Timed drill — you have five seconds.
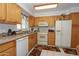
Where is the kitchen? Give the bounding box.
[0,3,79,56]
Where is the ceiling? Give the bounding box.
[18,3,79,17]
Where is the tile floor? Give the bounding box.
[29,45,77,56]
[29,45,60,56]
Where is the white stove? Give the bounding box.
[37,27,48,45]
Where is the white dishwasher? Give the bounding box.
[16,37,28,56]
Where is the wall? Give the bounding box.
[0,23,17,33]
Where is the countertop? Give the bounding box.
[0,32,37,45]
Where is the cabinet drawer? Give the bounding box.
[0,40,16,52]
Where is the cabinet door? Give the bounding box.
[48,32,55,45]
[6,3,21,24]
[0,46,16,56]
[28,33,37,51]
[48,16,58,26]
[28,34,33,51]
[29,16,35,27]
[70,13,79,25]
[32,33,37,46]
[0,40,16,53]
[35,17,38,26]
[0,4,6,21]
[15,4,21,24]
[35,16,59,26]
[34,17,38,26]
[71,26,79,48]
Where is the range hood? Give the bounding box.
[38,22,48,26]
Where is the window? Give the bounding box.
[17,14,29,30]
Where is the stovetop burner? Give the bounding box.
[63,48,77,55]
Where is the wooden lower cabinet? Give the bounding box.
[28,33,37,51]
[0,46,16,56]
[71,25,79,48]
[48,32,55,45]
[0,40,16,56]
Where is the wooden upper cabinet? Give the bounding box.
[70,13,79,25]
[0,4,6,21]
[29,16,35,27]
[35,16,59,26]
[48,16,59,26]
[6,3,21,24]
[14,4,21,24]
[65,15,70,20]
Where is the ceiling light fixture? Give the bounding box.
[34,3,57,10]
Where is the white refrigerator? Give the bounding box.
[55,20,72,48]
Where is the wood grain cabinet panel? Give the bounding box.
[35,16,59,26]
[70,13,79,25]
[0,3,21,24]
[0,40,16,52]
[28,33,37,51]
[0,46,16,56]
[48,16,55,26]
[0,40,16,56]
[6,3,21,24]
[48,32,55,45]
[71,26,79,48]
[0,4,6,22]
[29,16,35,27]
[70,13,79,48]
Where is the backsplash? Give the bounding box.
[29,27,37,31]
[0,24,17,33]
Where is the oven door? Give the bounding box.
[38,33,48,42]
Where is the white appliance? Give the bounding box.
[38,33,48,45]
[38,27,48,45]
[55,20,72,48]
[38,22,48,26]
[16,37,28,56]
